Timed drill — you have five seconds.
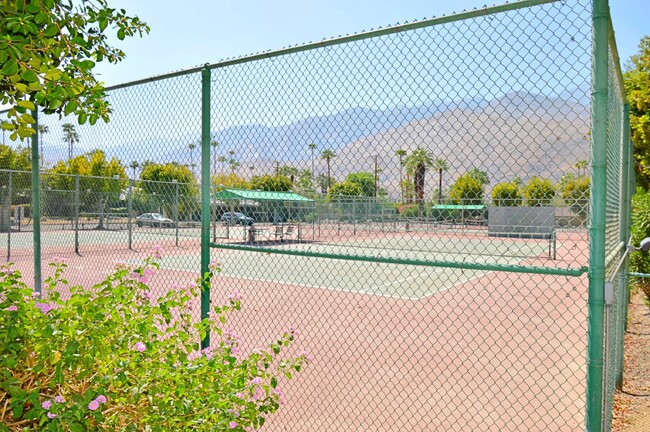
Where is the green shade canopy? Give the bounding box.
[431,205,486,210]
[213,188,314,203]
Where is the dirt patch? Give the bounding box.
[613,290,650,431]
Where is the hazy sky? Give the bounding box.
[93,0,649,87]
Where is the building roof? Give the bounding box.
[213,188,314,202]
[431,204,486,210]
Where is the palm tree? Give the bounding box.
[211,139,219,174]
[575,160,588,177]
[218,155,227,174]
[404,147,434,217]
[37,124,49,169]
[433,158,448,205]
[249,165,255,179]
[308,143,317,186]
[129,161,140,179]
[321,149,336,194]
[188,142,197,174]
[395,149,407,203]
[62,123,79,161]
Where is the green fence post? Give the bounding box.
[587,0,609,429]
[200,65,212,350]
[173,179,179,247]
[615,103,632,390]
[6,171,11,262]
[31,109,41,294]
[127,178,133,250]
[74,175,80,254]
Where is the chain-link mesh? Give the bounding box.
[0,0,636,430]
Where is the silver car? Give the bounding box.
[136,213,176,228]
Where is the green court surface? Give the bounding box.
[155,241,539,300]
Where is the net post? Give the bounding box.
[587,0,609,429]
[74,174,80,254]
[31,108,42,294]
[200,65,212,350]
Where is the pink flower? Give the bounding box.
[35,302,53,314]
[41,400,51,410]
[32,292,40,298]
[140,290,152,300]
[130,272,139,280]
[96,395,107,404]
[153,244,162,258]
[133,342,146,352]
[5,305,17,312]
[273,387,286,405]
[229,421,238,429]
[209,259,221,270]
[287,325,299,336]
[301,350,312,362]
[144,268,155,277]
[47,412,57,419]
[54,396,65,404]
[138,276,149,284]
[88,400,100,411]
[227,290,241,302]
[250,377,262,386]
[235,392,245,399]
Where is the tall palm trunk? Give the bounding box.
[415,163,425,217]
[438,168,443,205]
[326,159,331,194]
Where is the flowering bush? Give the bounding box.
[0,252,309,431]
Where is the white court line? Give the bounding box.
[362,267,447,293]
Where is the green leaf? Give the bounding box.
[78,111,87,125]
[64,100,77,116]
[1,59,18,76]
[43,25,58,37]
[21,69,38,82]
[70,423,84,432]
[117,28,125,40]
[99,17,108,32]
[44,68,62,81]
[17,100,35,110]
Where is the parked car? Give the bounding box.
[220,212,254,226]
[136,213,176,228]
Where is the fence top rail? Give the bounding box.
[104,0,561,91]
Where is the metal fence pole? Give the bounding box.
[173,180,179,247]
[4,172,11,262]
[212,184,217,242]
[74,175,80,254]
[587,0,609,428]
[200,65,212,349]
[31,109,41,294]
[127,178,133,250]
[615,103,632,390]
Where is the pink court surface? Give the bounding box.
[7,229,589,431]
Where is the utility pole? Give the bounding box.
[374,155,379,198]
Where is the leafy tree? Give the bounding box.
[0,1,149,140]
[401,178,414,204]
[522,177,556,207]
[467,167,490,186]
[278,165,299,184]
[62,123,79,160]
[250,174,292,192]
[491,181,523,207]
[345,172,375,197]
[327,181,363,201]
[321,149,336,194]
[140,162,198,219]
[449,173,484,205]
[404,147,434,217]
[188,142,197,174]
[48,150,127,227]
[433,158,448,205]
[395,149,407,203]
[0,144,30,171]
[561,176,590,217]
[625,36,650,188]
[297,169,313,191]
[211,173,249,190]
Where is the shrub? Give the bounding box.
[0,253,309,430]
[327,181,363,201]
[631,189,650,305]
[448,173,484,205]
[491,181,523,207]
[522,177,556,207]
[399,204,420,218]
[561,176,590,216]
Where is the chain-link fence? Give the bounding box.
[0,0,637,430]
